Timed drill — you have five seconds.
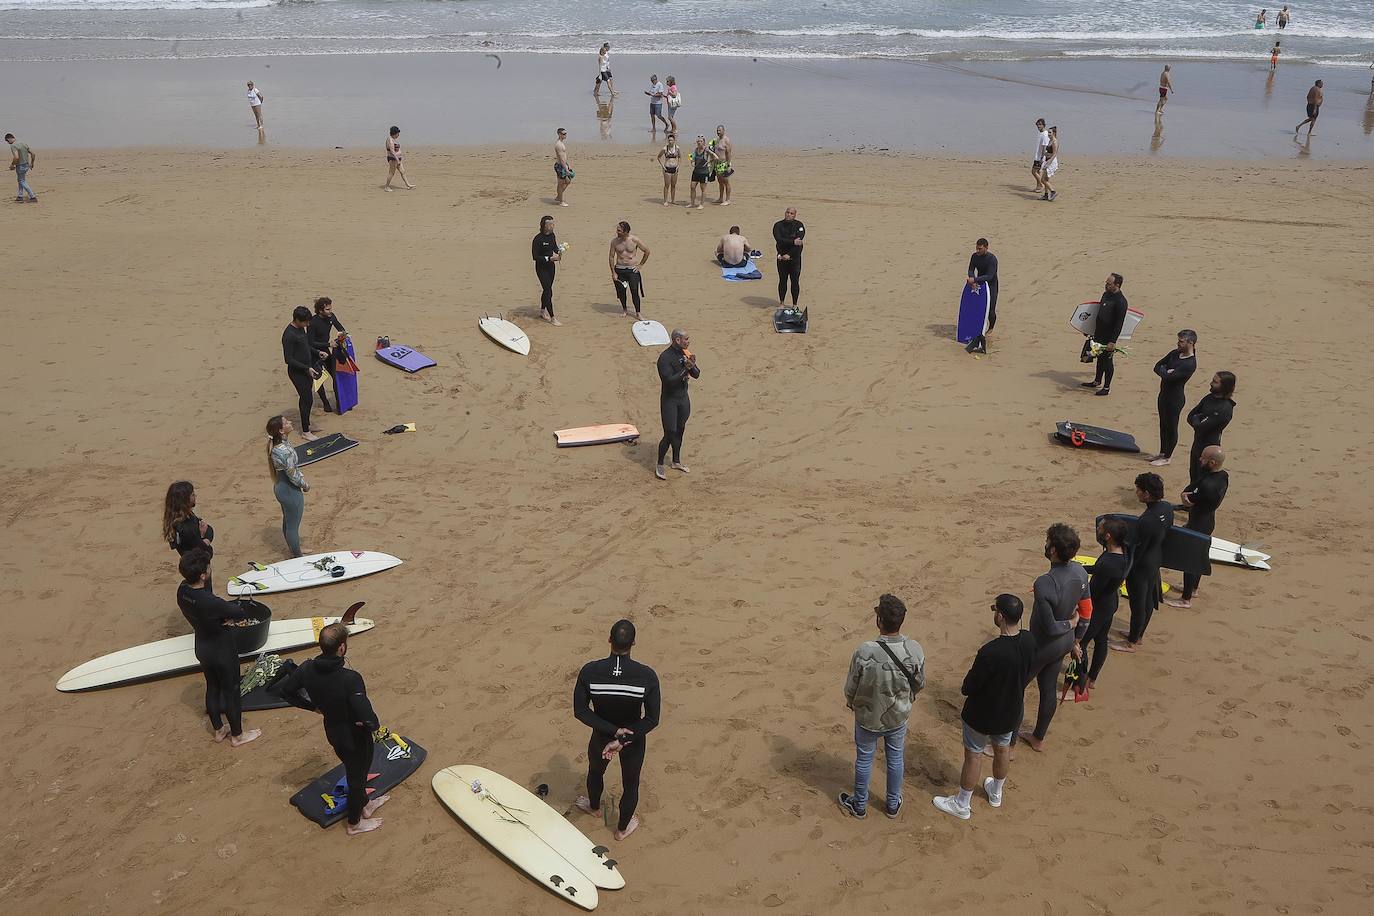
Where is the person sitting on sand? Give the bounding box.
[715,226,751,268]
[176,548,262,748]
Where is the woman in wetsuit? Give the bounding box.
[267,414,309,558]
[307,297,347,413]
[532,215,562,326]
[1149,329,1198,466]
[163,480,214,558]
[176,548,261,747]
[657,133,680,206]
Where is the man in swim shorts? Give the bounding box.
[655,328,699,480]
[553,127,573,207]
[1031,118,1048,193]
[1296,80,1324,134]
[712,124,734,206]
[715,226,751,268]
[609,220,651,318]
[1156,65,1174,115]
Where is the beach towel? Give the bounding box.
[722,259,763,281]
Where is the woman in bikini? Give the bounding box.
[384,126,415,191]
[656,133,681,206]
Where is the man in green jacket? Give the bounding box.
[839,593,926,820]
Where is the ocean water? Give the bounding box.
[1,0,1371,66]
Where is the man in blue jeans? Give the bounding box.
[839,593,925,819]
[6,133,37,203]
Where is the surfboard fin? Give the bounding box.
[340,601,366,626]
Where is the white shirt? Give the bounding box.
[247,87,263,107]
[1034,129,1049,161]
[599,51,611,74]
[649,80,666,102]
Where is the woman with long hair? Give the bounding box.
[267,415,308,557]
[163,480,214,557]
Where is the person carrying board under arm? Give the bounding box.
[964,238,999,354]
[1080,272,1127,397]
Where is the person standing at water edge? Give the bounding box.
[1187,371,1236,484]
[1114,473,1173,653]
[1080,273,1126,396]
[1156,65,1174,115]
[554,128,573,207]
[774,207,805,306]
[573,619,661,841]
[715,226,751,268]
[1270,41,1281,72]
[532,215,563,326]
[6,133,36,203]
[1166,446,1229,610]
[1256,9,1267,29]
[664,76,682,133]
[282,305,323,440]
[384,126,414,191]
[1031,118,1049,193]
[645,74,669,133]
[712,125,735,206]
[267,415,308,558]
[177,549,261,748]
[964,238,998,354]
[1017,524,1088,753]
[609,221,650,318]
[1296,80,1324,134]
[655,329,698,480]
[1148,329,1198,466]
[272,622,392,836]
[1278,6,1289,29]
[838,594,925,820]
[932,594,1035,821]
[593,43,616,97]
[246,80,264,129]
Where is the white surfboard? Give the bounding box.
[226,551,402,596]
[1069,301,1144,340]
[480,315,531,356]
[554,424,639,448]
[632,320,670,347]
[1209,536,1271,570]
[58,603,374,692]
[433,766,603,910]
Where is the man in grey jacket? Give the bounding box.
[839,593,926,820]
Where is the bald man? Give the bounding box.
[655,328,699,481]
[1166,445,1228,609]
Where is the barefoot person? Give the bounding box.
[964,238,999,354]
[1148,329,1198,466]
[554,127,573,207]
[609,220,650,318]
[645,74,669,133]
[712,125,734,206]
[6,133,37,203]
[384,126,414,191]
[655,328,699,481]
[1187,371,1237,484]
[1080,273,1126,396]
[774,207,806,306]
[1079,517,1129,690]
[715,225,751,268]
[176,548,261,748]
[1165,446,1229,610]
[308,297,346,414]
[932,594,1035,821]
[282,305,324,440]
[688,135,716,210]
[1114,472,1174,653]
[246,80,265,129]
[1296,80,1324,134]
[1156,65,1174,115]
[1017,524,1089,753]
[267,414,308,558]
[573,619,661,841]
[164,481,215,558]
[1270,40,1281,72]
[838,594,925,820]
[533,215,563,325]
[1031,118,1049,193]
[272,622,392,836]
[593,43,616,97]
[664,76,682,133]
[1040,126,1060,201]
[656,133,680,205]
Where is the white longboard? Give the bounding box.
[1210,536,1271,570]
[226,551,402,596]
[554,424,639,448]
[480,315,531,356]
[632,320,670,347]
[58,603,373,692]
[433,766,605,910]
[1069,301,1144,340]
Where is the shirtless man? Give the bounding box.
[1156,65,1174,115]
[715,226,751,268]
[609,221,651,319]
[553,128,573,207]
[1296,80,1324,134]
[712,124,734,206]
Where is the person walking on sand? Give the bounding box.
[1165,446,1229,610]
[1148,329,1198,466]
[573,619,661,842]
[593,43,616,98]
[1186,371,1236,484]
[1296,80,1324,134]
[176,548,262,748]
[384,126,414,191]
[246,80,265,129]
[1040,125,1060,201]
[963,238,999,354]
[6,133,37,203]
[1156,65,1174,115]
[655,328,698,480]
[609,220,650,319]
[664,76,682,133]
[645,74,669,134]
[1270,41,1281,72]
[656,132,680,206]
[271,622,393,836]
[267,414,309,557]
[712,124,735,206]
[838,594,926,820]
[688,135,717,210]
[932,594,1035,821]
[774,207,806,306]
[554,127,573,207]
[1113,473,1173,654]
[1031,118,1049,193]
[1080,273,1126,396]
[1016,524,1089,753]
[1079,518,1129,691]
[532,215,563,326]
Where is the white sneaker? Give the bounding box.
[932,795,971,820]
[983,778,1003,808]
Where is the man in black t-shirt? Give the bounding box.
[932,594,1036,821]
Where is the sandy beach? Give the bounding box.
[3,143,1372,913]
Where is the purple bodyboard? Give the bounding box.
[334,337,359,414]
[375,343,436,373]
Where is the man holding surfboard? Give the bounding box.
[1080,273,1127,397]
[176,548,262,748]
[1166,446,1229,610]
[655,328,698,481]
[1113,473,1174,654]
[964,239,999,354]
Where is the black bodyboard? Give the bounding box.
[774,307,808,334]
[289,735,427,827]
[1097,512,1212,576]
[295,432,359,467]
[1055,421,1140,454]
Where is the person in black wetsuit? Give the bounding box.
[1148,329,1198,466]
[271,622,391,836]
[1187,370,1236,484]
[176,548,261,747]
[533,215,563,326]
[573,619,661,841]
[1079,517,1129,688]
[655,328,700,481]
[964,238,999,354]
[282,305,324,441]
[307,297,346,414]
[163,480,214,558]
[1166,446,1229,610]
[1080,273,1126,396]
[773,207,805,306]
[1018,523,1089,753]
[1114,472,1174,653]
